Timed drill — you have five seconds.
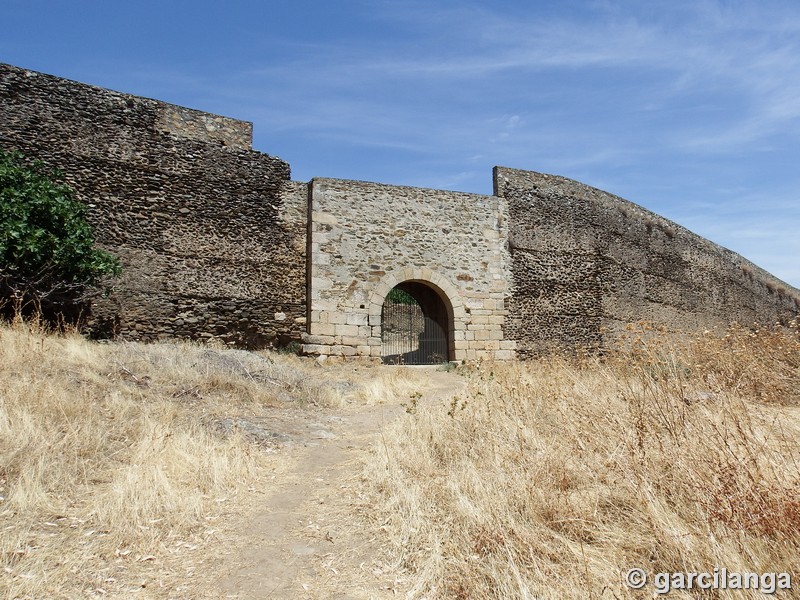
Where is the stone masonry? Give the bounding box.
[305,178,515,361]
[1,63,798,360]
[0,63,306,347]
[496,168,800,357]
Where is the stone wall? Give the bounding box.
[2,62,797,358]
[496,167,800,357]
[0,63,306,347]
[304,178,516,361]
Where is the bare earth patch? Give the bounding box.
[210,369,465,599]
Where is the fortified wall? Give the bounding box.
[497,169,800,357]
[0,63,306,347]
[1,63,798,361]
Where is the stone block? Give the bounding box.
[309,322,336,336]
[465,297,487,309]
[302,334,334,345]
[311,277,333,290]
[332,345,358,357]
[313,299,339,312]
[346,313,369,326]
[327,312,347,324]
[302,344,331,355]
[484,298,502,310]
[335,323,359,337]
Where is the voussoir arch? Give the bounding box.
[367,269,466,329]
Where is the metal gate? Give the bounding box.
[381,289,449,365]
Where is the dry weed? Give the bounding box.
[0,318,411,599]
[0,320,284,598]
[362,323,800,598]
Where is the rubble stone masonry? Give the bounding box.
[496,167,800,357]
[0,63,306,347]
[1,63,798,357]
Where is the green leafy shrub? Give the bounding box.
[0,149,120,321]
[386,287,418,305]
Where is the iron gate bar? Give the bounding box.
[381,295,448,365]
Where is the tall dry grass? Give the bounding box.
[0,320,279,598]
[0,319,418,598]
[362,322,800,598]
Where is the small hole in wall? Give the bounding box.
[360,304,365,309]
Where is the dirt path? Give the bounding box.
[212,368,465,599]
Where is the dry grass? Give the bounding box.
[6,314,799,598]
[361,322,800,598]
[0,319,416,599]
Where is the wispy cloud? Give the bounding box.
[24,0,796,284]
[216,0,800,167]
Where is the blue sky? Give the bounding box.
[3,0,799,287]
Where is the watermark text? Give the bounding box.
[625,567,792,595]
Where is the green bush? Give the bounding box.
[0,149,120,319]
[386,287,418,305]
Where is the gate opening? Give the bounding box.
[381,281,452,365]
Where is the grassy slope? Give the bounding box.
[362,323,800,599]
[3,319,799,599]
[0,320,415,599]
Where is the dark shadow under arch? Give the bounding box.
[381,280,453,364]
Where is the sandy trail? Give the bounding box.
[212,368,464,599]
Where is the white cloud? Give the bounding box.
[105,0,800,285]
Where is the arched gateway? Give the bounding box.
[381,281,453,364]
[301,179,516,362]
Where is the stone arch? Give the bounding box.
[368,269,466,362]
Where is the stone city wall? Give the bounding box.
[496,167,800,357]
[0,63,306,347]
[2,63,798,358]
[304,178,516,361]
